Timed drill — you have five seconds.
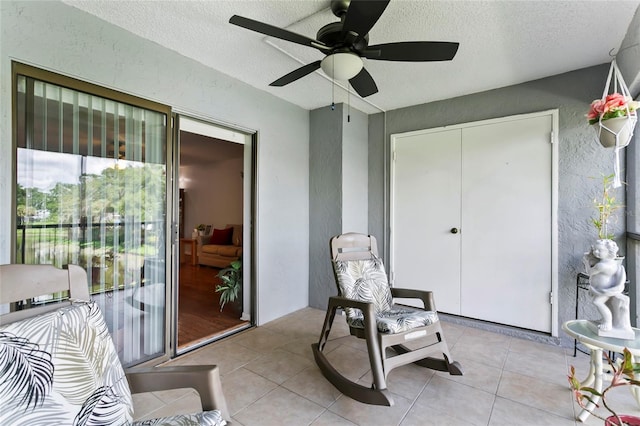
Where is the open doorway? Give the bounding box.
[176,116,254,353]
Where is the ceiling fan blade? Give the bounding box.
[230,15,329,51]
[364,41,459,61]
[270,61,322,87]
[341,0,390,42]
[349,68,378,98]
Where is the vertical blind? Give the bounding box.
[16,74,168,365]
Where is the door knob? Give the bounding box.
[450,228,459,234]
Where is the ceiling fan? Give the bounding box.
[229,0,459,98]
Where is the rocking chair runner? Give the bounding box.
[311,233,462,406]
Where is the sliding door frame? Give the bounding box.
[171,111,257,356]
[11,62,174,366]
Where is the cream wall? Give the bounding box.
[179,135,245,235]
[182,157,244,236]
[0,0,310,325]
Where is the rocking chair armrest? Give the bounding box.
[390,287,436,311]
[126,365,229,418]
[327,295,376,316]
[327,295,380,353]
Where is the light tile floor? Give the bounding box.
[132,308,639,425]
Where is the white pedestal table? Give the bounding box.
[562,319,640,422]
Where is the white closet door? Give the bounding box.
[391,129,462,314]
[461,115,552,332]
[391,112,555,333]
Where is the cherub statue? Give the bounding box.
[583,239,633,339]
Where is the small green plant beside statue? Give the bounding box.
[590,173,623,240]
[215,260,242,312]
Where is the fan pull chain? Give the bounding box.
[347,85,351,123]
[331,59,336,110]
[331,77,335,110]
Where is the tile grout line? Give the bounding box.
[395,370,436,426]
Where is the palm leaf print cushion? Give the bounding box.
[0,301,134,425]
[333,257,439,334]
[132,410,226,425]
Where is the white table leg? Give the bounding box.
[578,348,603,422]
[580,350,597,388]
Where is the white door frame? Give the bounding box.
[172,112,257,354]
[390,109,559,336]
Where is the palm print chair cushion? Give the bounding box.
[133,411,226,425]
[0,300,226,426]
[333,256,439,333]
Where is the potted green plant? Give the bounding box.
[569,348,640,425]
[584,173,625,272]
[215,260,242,312]
[585,173,623,253]
[590,173,624,241]
[196,224,206,236]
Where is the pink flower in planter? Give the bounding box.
[587,93,639,124]
[587,99,605,121]
[603,93,626,113]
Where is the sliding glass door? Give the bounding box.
[13,63,171,366]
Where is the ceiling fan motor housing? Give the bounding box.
[317,22,369,53]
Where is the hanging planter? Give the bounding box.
[592,116,635,148]
[586,60,638,187]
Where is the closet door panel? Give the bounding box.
[460,115,552,332]
[391,129,462,314]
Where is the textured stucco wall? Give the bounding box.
[368,113,386,258]
[309,105,343,309]
[0,0,310,325]
[369,64,630,346]
[309,103,369,309]
[341,105,368,234]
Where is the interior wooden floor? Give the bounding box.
[178,258,248,350]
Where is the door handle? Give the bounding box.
[450,228,459,234]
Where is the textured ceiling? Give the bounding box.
[63,0,640,114]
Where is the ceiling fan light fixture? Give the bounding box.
[321,53,363,81]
